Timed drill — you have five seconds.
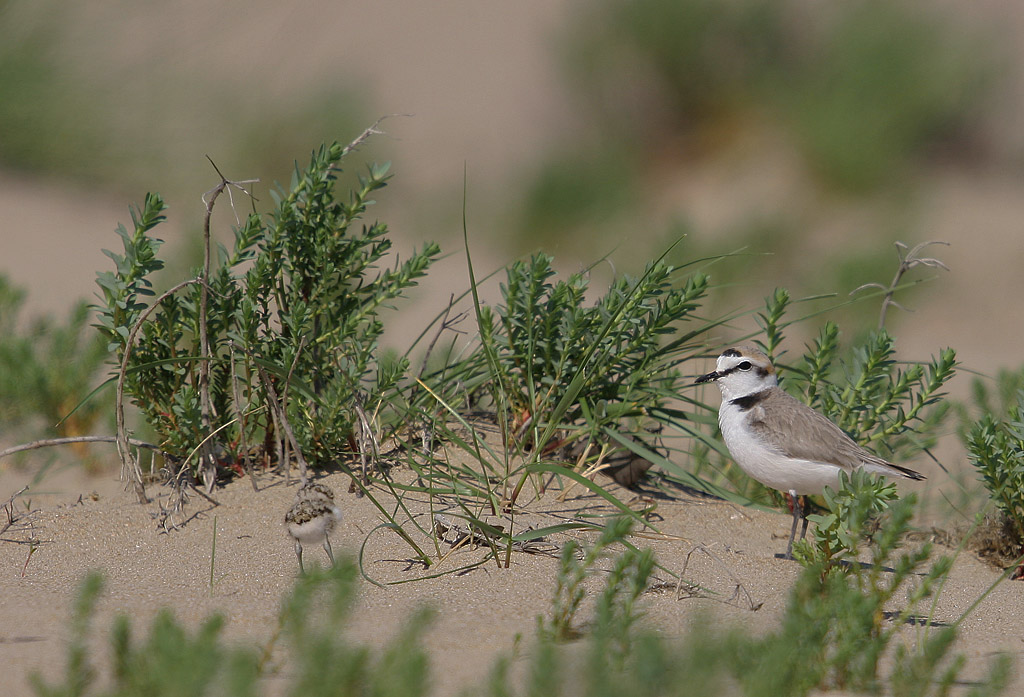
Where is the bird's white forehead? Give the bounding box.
[716,344,774,374]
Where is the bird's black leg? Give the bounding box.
[295,540,305,573]
[784,491,802,560]
[799,495,810,542]
[323,537,336,566]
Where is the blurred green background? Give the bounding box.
[2,0,1023,455]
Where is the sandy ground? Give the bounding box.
[1,454,1021,696]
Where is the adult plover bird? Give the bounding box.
[285,480,342,572]
[695,344,924,559]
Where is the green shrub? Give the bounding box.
[282,563,432,697]
[474,252,709,453]
[775,0,992,191]
[541,516,653,648]
[965,393,1024,555]
[0,3,369,196]
[0,276,109,462]
[509,497,1010,697]
[31,563,430,697]
[93,141,441,479]
[564,0,787,134]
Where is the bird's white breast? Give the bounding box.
[719,399,843,495]
[286,503,342,544]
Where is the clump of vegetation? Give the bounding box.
[738,551,1003,697]
[0,276,109,468]
[792,469,901,568]
[0,2,370,197]
[281,563,432,697]
[963,390,1024,572]
[30,563,431,697]
[93,137,440,494]
[510,0,995,289]
[773,0,991,192]
[965,513,1024,573]
[564,0,787,136]
[787,471,955,694]
[469,252,709,456]
[352,250,718,576]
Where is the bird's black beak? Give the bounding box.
[694,371,720,385]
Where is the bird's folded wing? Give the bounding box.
[746,393,887,470]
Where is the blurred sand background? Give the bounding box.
[3,2,1024,373]
[2,1,1024,694]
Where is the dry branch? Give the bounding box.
[197,161,259,493]
[232,341,310,482]
[229,349,258,492]
[0,436,168,462]
[852,240,950,330]
[335,114,405,163]
[354,396,381,489]
[115,277,203,503]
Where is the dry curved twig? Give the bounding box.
[115,277,203,503]
[0,436,168,462]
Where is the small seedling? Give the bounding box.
[21,538,38,578]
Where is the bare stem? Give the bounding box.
[116,277,203,503]
[232,342,310,481]
[354,396,381,489]
[0,436,168,462]
[851,241,950,331]
[416,294,467,380]
[198,181,216,491]
[335,115,406,163]
[198,159,259,493]
[230,350,258,492]
[0,485,29,537]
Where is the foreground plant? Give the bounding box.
[35,532,1011,697]
[502,493,1010,697]
[751,469,1008,696]
[541,516,654,647]
[792,469,899,569]
[791,471,952,686]
[376,247,724,563]
[734,557,1006,697]
[282,563,432,697]
[31,563,430,697]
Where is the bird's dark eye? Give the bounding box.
[738,361,752,371]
